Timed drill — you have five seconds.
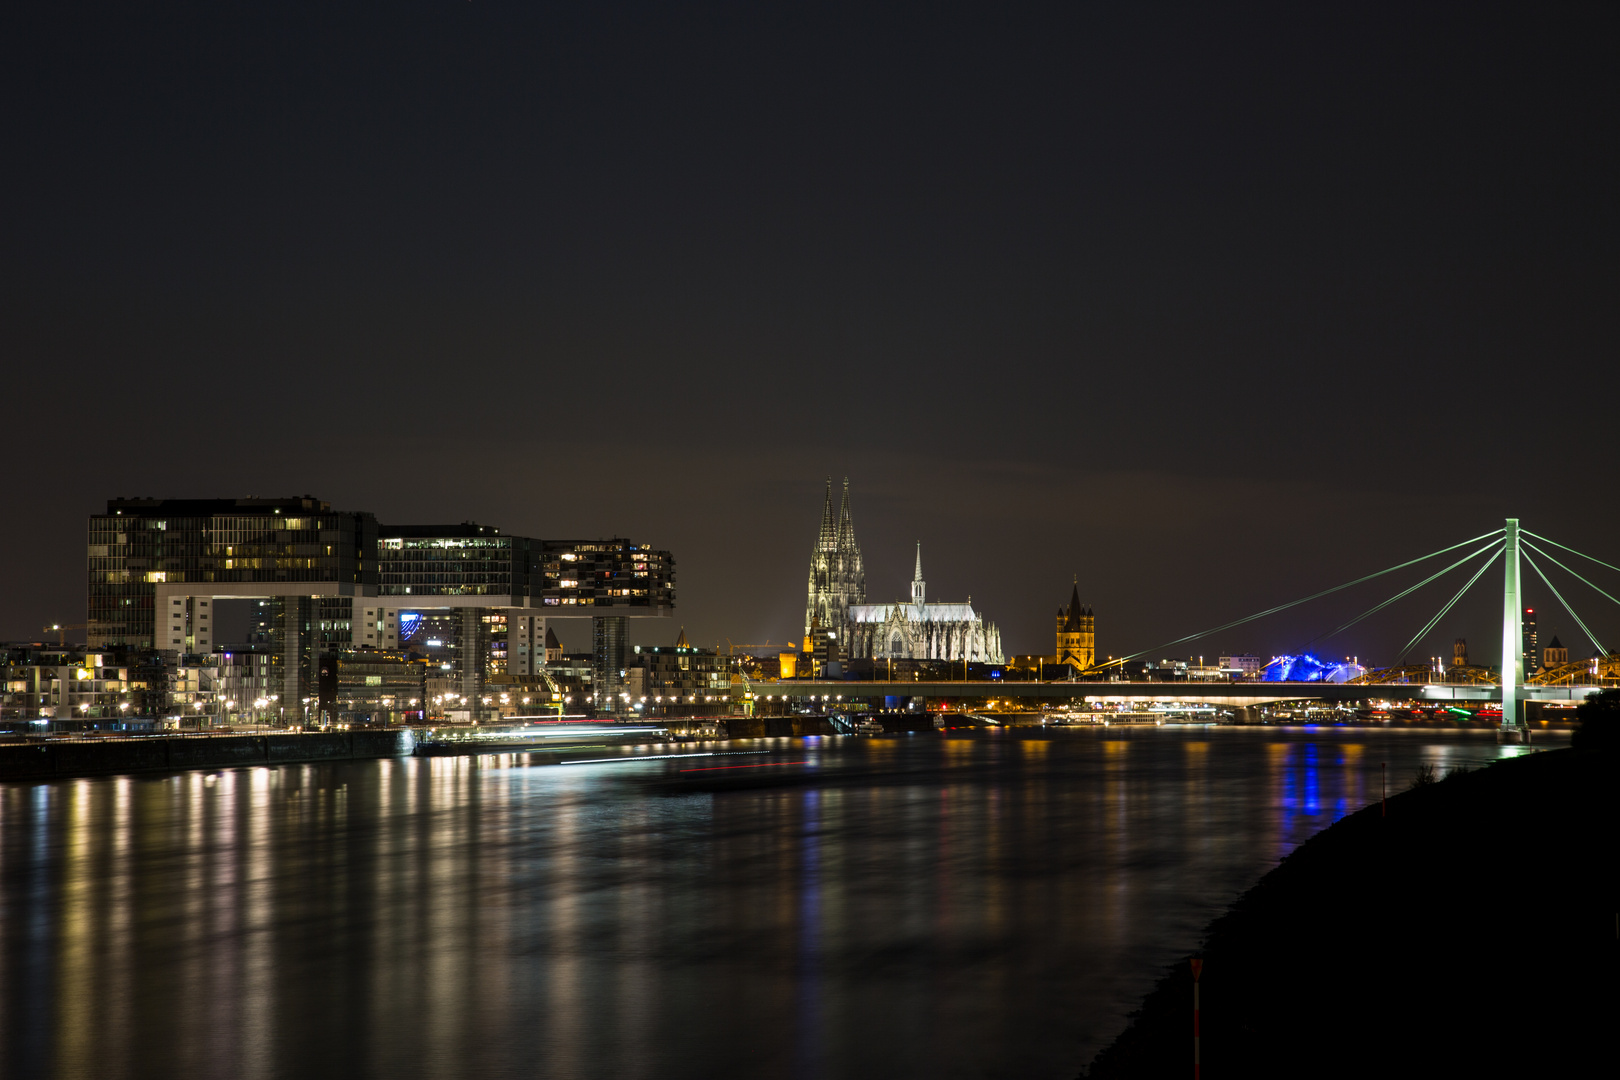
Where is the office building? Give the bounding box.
[87,499,676,720]
[538,538,675,712]
[87,496,378,708]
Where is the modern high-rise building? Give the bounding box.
[536,538,676,710]
[1522,608,1537,678]
[88,496,377,652]
[88,498,676,720]
[87,497,378,708]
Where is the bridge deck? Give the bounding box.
[749,680,1598,704]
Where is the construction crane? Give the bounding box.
[43,623,88,646]
[723,638,785,657]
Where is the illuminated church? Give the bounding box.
[1008,583,1097,675]
[804,479,1003,664]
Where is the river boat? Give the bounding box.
[856,719,884,734]
[1102,713,1162,726]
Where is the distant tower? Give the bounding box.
[1543,634,1568,670]
[1055,580,1095,671]
[1522,608,1538,678]
[804,478,867,646]
[910,543,926,608]
[1453,638,1468,669]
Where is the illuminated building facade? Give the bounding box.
[844,545,1005,664]
[86,497,377,708]
[88,496,376,652]
[802,481,1002,664]
[804,478,867,644]
[538,538,675,711]
[626,629,735,715]
[1054,583,1095,670]
[1522,608,1538,677]
[1007,584,1095,676]
[87,499,676,720]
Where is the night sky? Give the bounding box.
[5,2,1618,663]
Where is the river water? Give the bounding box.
[0,726,1555,1079]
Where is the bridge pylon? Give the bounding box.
[1500,518,1526,743]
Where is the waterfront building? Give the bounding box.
[802,482,1003,664]
[375,521,541,713]
[1054,583,1095,670]
[317,649,429,726]
[626,628,736,715]
[1219,654,1263,679]
[844,545,1004,663]
[87,499,676,720]
[212,649,275,722]
[1007,584,1095,676]
[1,649,167,731]
[537,538,675,711]
[804,478,867,644]
[87,496,378,708]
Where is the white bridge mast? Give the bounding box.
[1500,518,1523,738]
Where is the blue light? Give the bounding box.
[1263,653,1336,682]
[399,612,423,641]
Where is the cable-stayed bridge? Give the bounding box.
[762,519,1620,740]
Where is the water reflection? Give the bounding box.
[0,727,1558,1080]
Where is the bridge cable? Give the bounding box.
[1520,548,1607,657]
[1302,538,1505,648]
[1521,531,1620,578]
[1520,539,1620,612]
[1092,528,1505,668]
[1396,544,1503,662]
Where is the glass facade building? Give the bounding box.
[88,497,377,649]
[84,500,677,721]
[378,523,537,601]
[539,540,675,611]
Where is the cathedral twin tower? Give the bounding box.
[805,478,1004,665]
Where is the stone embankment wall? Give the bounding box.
[0,730,416,781]
[722,717,837,738]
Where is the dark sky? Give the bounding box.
[4,2,1618,663]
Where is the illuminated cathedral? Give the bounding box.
[804,479,1003,664]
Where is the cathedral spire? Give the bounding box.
[818,476,834,551]
[837,477,853,549]
[911,542,925,608]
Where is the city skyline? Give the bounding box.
[3,3,1617,662]
[1,8,1612,1078]
[11,484,1617,671]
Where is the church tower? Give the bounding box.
[1055,581,1095,671]
[910,543,925,608]
[805,478,866,644]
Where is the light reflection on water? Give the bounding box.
[0,727,1560,1080]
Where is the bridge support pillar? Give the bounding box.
[1500,518,1524,738]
